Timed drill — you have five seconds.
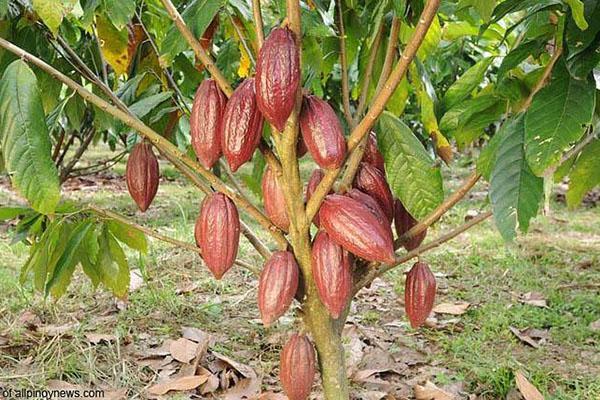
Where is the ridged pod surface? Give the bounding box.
[319,194,395,264]
[362,131,385,173]
[221,79,264,172]
[311,231,352,318]
[126,142,159,212]
[258,251,299,326]
[190,79,227,169]
[405,261,436,328]
[262,166,290,231]
[194,193,240,279]
[354,162,394,222]
[394,199,427,251]
[346,189,388,226]
[280,334,316,400]
[255,27,300,132]
[305,169,329,227]
[299,95,346,169]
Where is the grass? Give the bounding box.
[0,150,599,399]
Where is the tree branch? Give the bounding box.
[337,0,353,127]
[305,0,442,223]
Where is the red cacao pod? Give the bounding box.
[311,231,352,319]
[362,131,385,173]
[300,95,346,169]
[255,27,300,132]
[222,79,264,172]
[258,251,299,326]
[190,79,227,169]
[346,189,388,225]
[305,169,330,227]
[405,261,436,328]
[354,162,394,222]
[280,333,316,400]
[126,142,159,212]
[320,194,395,264]
[262,166,290,231]
[394,199,427,251]
[194,193,240,279]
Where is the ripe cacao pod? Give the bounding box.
[319,194,395,264]
[394,199,427,251]
[299,95,346,169]
[262,166,290,231]
[194,193,240,280]
[280,333,316,400]
[190,79,227,169]
[362,131,385,173]
[222,79,264,172]
[305,169,330,227]
[258,251,299,326]
[405,261,436,328]
[346,189,388,225]
[255,27,300,132]
[311,231,352,319]
[126,142,159,212]
[354,162,394,222]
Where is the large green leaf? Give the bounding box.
[490,115,543,241]
[102,0,135,29]
[128,92,173,120]
[564,0,589,30]
[566,138,600,208]
[107,219,148,254]
[566,0,600,58]
[443,57,493,109]
[497,40,544,80]
[524,60,596,176]
[378,112,444,220]
[0,61,60,214]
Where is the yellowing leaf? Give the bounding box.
[96,15,130,77]
[237,43,251,78]
[33,0,64,35]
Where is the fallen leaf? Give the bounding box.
[147,375,209,395]
[589,319,600,332]
[138,339,175,358]
[18,310,41,329]
[182,326,210,344]
[176,282,199,294]
[414,380,454,400]
[519,292,548,308]
[212,351,256,379]
[38,322,79,337]
[170,338,199,363]
[432,302,470,315]
[221,377,261,399]
[358,391,388,400]
[510,327,545,348]
[200,373,220,394]
[515,370,545,400]
[104,388,128,400]
[257,392,287,400]
[86,333,117,344]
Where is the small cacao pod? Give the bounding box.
[262,166,290,231]
[194,193,240,279]
[222,79,264,172]
[311,231,352,319]
[405,261,436,328]
[300,95,346,169]
[258,251,299,326]
[190,79,227,169]
[297,134,308,158]
[126,142,159,212]
[320,194,395,264]
[255,27,300,132]
[280,333,316,400]
[354,162,394,222]
[346,189,388,225]
[305,169,330,227]
[362,131,385,173]
[394,199,427,251]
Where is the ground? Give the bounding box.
[0,148,599,399]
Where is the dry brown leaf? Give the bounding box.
[200,373,220,394]
[147,375,209,395]
[212,351,256,378]
[220,377,261,399]
[182,326,210,344]
[104,388,128,400]
[519,292,548,308]
[257,392,288,400]
[86,333,117,344]
[509,327,542,348]
[138,339,174,358]
[18,310,41,329]
[414,381,454,400]
[515,370,545,400]
[432,302,470,315]
[170,338,199,363]
[38,322,79,337]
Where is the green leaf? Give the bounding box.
[490,114,543,241]
[102,0,135,29]
[0,61,60,214]
[459,0,497,22]
[566,0,600,58]
[497,40,543,80]
[79,225,102,287]
[32,0,64,35]
[386,77,410,116]
[477,124,510,180]
[107,219,148,254]
[0,206,31,221]
[128,92,173,119]
[105,229,130,298]
[564,0,588,30]
[160,0,225,65]
[0,0,8,18]
[440,93,500,132]
[443,57,493,109]
[524,60,596,176]
[45,220,93,298]
[566,138,600,207]
[378,112,444,220]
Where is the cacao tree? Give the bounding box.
[1,0,599,398]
